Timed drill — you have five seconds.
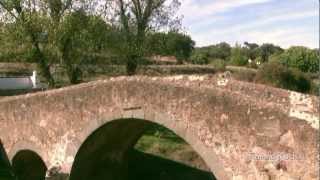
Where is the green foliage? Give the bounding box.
[230,44,248,66]
[209,59,226,71]
[189,52,209,65]
[194,42,231,61]
[259,43,283,62]
[57,10,90,84]
[86,16,114,53]
[145,31,195,64]
[115,0,182,75]
[244,41,260,60]
[145,32,168,56]
[278,46,319,73]
[256,61,312,93]
[165,32,195,64]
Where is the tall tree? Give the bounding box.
[244,41,259,60]
[165,31,194,64]
[0,0,104,85]
[0,0,82,86]
[259,43,283,62]
[110,0,181,74]
[0,0,56,87]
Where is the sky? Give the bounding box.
[178,0,319,48]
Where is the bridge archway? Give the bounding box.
[12,150,47,180]
[69,118,220,180]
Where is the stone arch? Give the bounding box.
[70,118,227,180]
[11,150,47,180]
[0,76,318,179]
[9,140,47,165]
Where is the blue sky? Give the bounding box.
[178,0,319,48]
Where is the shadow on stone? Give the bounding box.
[69,119,216,180]
[128,149,216,180]
[0,140,15,180]
[12,150,47,180]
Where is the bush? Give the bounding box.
[278,46,319,73]
[232,69,257,82]
[190,52,209,65]
[230,45,248,66]
[126,57,138,75]
[209,59,226,71]
[247,61,258,69]
[256,61,312,93]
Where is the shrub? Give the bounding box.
[190,52,209,65]
[230,45,248,66]
[278,46,319,73]
[209,59,226,71]
[232,70,257,82]
[256,61,312,93]
[247,61,258,69]
[126,57,138,75]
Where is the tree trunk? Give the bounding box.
[33,42,55,88]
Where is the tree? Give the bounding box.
[279,46,319,73]
[165,31,194,63]
[230,44,248,66]
[244,41,260,60]
[259,43,283,62]
[0,0,58,87]
[57,10,90,84]
[145,32,168,56]
[0,22,32,62]
[145,31,194,63]
[111,0,181,75]
[0,0,111,85]
[213,42,232,60]
[0,0,81,87]
[256,61,312,93]
[190,51,209,65]
[194,42,231,61]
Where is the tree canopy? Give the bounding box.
[0,0,187,84]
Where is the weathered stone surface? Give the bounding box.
[279,131,295,149]
[0,75,318,180]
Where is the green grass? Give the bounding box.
[134,124,210,172]
[135,123,187,159]
[135,135,185,156]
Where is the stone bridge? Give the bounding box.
[0,75,318,180]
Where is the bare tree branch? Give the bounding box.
[0,1,19,19]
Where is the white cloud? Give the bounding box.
[198,9,317,35]
[179,0,273,23]
[192,25,318,48]
[180,0,319,48]
[241,27,318,48]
